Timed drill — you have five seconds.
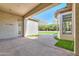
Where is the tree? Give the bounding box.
[38,24,59,31]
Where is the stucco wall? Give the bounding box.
[75,3,79,55]
[57,11,74,40]
[0,11,23,39]
[24,19,38,37]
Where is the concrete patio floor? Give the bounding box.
[0,35,74,56]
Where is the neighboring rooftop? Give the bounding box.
[55,3,72,17]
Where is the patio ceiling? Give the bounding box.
[0,3,39,16]
[0,3,59,17]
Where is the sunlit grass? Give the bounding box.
[39,31,58,35]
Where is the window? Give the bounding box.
[62,13,72,34]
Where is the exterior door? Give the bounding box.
[18,19,24,37]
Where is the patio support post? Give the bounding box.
[74,3,79,56]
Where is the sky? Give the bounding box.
[32,3,67,24]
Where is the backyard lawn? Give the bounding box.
[39,31,58,35]
[55,37,74,51]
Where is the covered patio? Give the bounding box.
[0,35,74,56]
[0,3,79,56]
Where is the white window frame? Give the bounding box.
[61,11,72,34]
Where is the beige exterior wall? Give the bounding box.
[0,11,23,39]
[57,11,74,41]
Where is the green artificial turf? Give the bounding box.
[55,37,74,51]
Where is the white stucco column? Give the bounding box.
[24,18,27,37]
[57,14,61,39]
[24,18,38,37]
[72,3,76,55]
